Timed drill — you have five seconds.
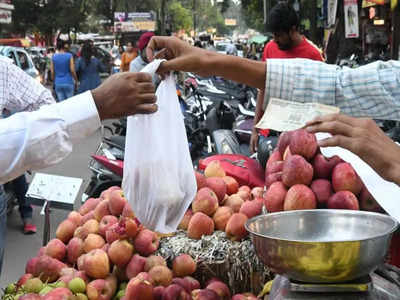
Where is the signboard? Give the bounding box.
[327,0,338,27]
[114,11,156,32]
[362,0,386,7]
[0,8,11,24]
[344,0,359,38]
[224,18,237,26]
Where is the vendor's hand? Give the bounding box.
[306,113,400,185]
[91,72,157,120]
[146,36,213,77]
[250,130,259,154]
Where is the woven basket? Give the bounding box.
[156,230,272,295]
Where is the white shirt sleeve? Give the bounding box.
[0,91,101,184]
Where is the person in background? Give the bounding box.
[129,32,159,85]
[8,174,35,234]
[76,41,105,94]
[250,2,324,154]
[1,109,38,235]
[194,40,203,48]
[206,40,216,51]
[118,45,124,57]
[120,42,137,72]
[243,43,249,58]
[226,41,237,56]
[45,48,55,85]
[51,39,78,101]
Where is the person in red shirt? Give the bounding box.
[250,2,324,154]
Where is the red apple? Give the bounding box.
[192,187,219,216]
[133,229,159,256]
[126,254,147,279]
[195,171,207,191]
[225,194,244,213]
[327,191,359,210]
[83,233,105,253]
[206,177,227,204]
[282,155,314,187]
[284,184,317,211]
[332,162,362,195]
[79,198,101,216]
[56,219,77,244]
[122,203,135,219]
[289,129,318,160]
[206,281,231,300]
[45,239,66,261]
[310,179,333,205]
[82,249,110,279]
[99,215,118,238]
[148,265,173,287]
[94,200,111,222]
[222,176,239,195]
[108,239,134,267]
[172,254,197,277]
[108,189,127,216]
[125,277,154,300]
[312,154,342,179]
[42,288,72,300]
[67,237,84,264]
[250,187,263,199]
[265,172,283,188]
[277,131,293,155]
[68,211,83,226]
[264,181,287,213]
[187,212,214,239]
[204,161,226,178]
[178,209,193,230]
[266,150,283,170]
[225,213,248,241]
[144,255,167,272]
[239,200,263,218]
[213,206,233,231]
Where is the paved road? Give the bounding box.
[0,120,112,286]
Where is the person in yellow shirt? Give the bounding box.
[120,42,137,72]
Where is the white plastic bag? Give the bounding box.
[122,60,197,233]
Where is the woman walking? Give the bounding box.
[120,42,137,72]
[51,40,78,101]
[76,41,105,94]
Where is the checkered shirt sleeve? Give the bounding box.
[264,59,400,120]
[0,56,55,112]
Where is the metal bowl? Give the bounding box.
[245,210,398,283]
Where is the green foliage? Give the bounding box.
[168,1,193,32]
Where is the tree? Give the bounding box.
[241,0,270,32]
[168,1,193,32]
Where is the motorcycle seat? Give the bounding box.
[105,135,126,150]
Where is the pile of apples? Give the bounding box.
[264,129,382,213]
[179,161,265,242]
[5,186,260,300]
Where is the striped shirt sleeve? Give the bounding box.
[264,59,400,121]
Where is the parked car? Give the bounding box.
[215,42,229,55]
[69,44,112,75]
[0,46,40,82]
[27,47,47,75]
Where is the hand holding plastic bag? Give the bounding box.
[122,60,196,233]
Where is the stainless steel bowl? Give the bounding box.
[245,210,398,283]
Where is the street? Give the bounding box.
[0,121,109,285]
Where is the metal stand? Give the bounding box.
[26,173,83,246]
[41,200,51,246]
